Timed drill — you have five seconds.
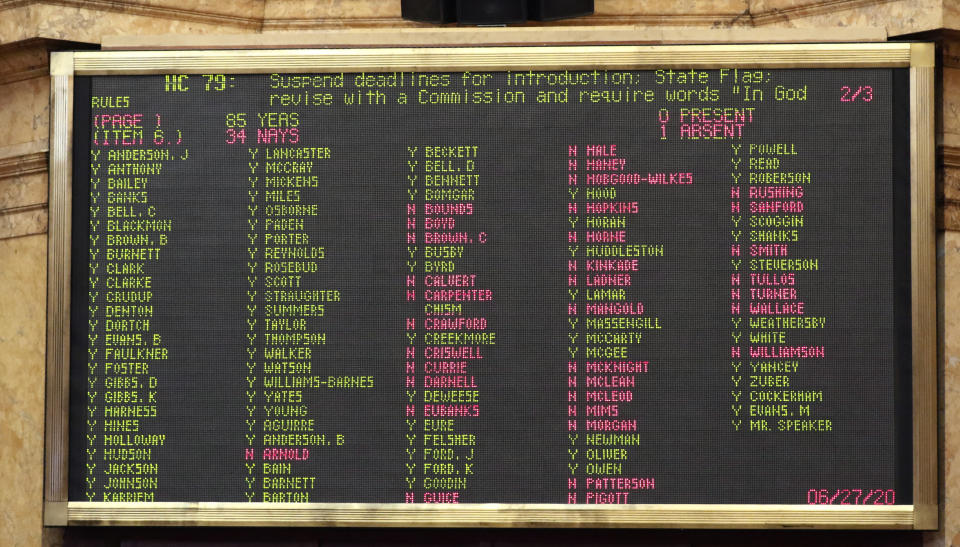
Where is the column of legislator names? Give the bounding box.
[88,106,176,501]
[246,142,341,502]
[566,143,665,503]
[742,143,830,433]
[405,144,488,502]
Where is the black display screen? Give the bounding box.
[68,67,912,506]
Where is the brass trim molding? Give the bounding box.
[61,502,916,529]
[102,27,887,51]
[44,501,67,527]
[45,43,937,530]
[910,61,938,530]
[73,43,912,75]
[44,50,73,507]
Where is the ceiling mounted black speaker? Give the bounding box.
[528,0,593,21]
[457,0,527,25]
[401,0,457,23]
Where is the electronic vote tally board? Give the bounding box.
[43,43,937,528]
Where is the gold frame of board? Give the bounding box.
[45,42,936,529]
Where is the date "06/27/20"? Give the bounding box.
[807,488,895,505]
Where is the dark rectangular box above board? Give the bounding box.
[401,0,593,24]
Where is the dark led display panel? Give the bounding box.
[67,67,913,507]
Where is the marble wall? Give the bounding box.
[0,1,957,546]
[0,0,953,40]
[944,231,960,547]
[943,39,960,230]
[0,234,49,547]
[0,37,54,547]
